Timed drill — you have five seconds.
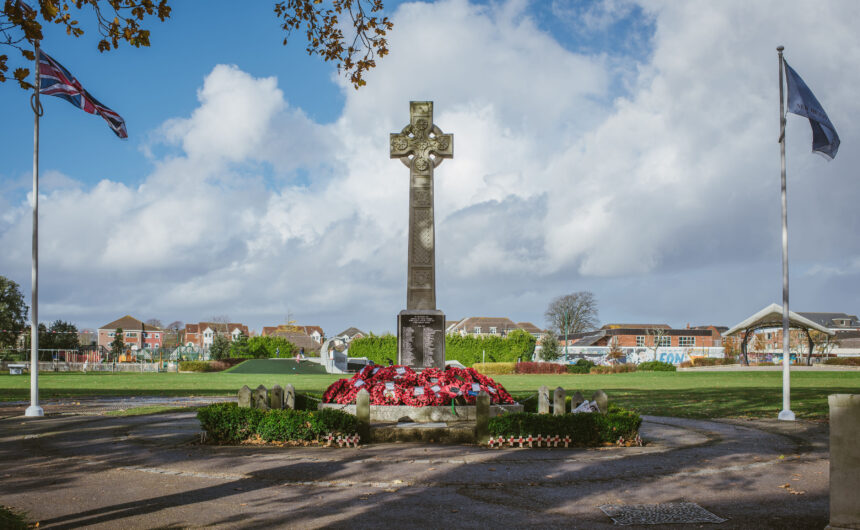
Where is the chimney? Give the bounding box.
[686,323,690,329]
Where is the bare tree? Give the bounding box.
[646,327,668,362]
[544,291,599,355]
[145,318,163,329]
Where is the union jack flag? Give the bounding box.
[38,49,127,139]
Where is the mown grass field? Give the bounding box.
[1,368,858,420]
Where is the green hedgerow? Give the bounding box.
[489,405,641,446]
[197,403,357,443]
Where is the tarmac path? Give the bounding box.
[0,401,830,529]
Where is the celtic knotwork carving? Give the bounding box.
[415,158,430,171]
[412,270,432,288]
[391,136,408,151]
[413,189,431,207]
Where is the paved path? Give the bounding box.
[0,409,829,529]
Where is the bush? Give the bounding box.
[489,405,641,446]
[636,361,676,372]
[349,330,537,367]
[514,361,567,374]
[823,357,860,366]
[472,362,516,375]
[566,359,595,374]
[589,363,636,374]
[178,361,213,372]
[197,403,358,443]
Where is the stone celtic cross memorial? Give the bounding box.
[390,101,453,370]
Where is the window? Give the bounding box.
[474,327,481,334]
[143,332,148,338]
[679,336,696,347]
[656,336,671,347]
[636,336,645,347]
[489,327,497,334]
[108,332,115,337]
[125,332,137,338]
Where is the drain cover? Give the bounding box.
[599,502,726,525]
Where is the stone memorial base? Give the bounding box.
[318,403,522,423]
[397,309,446,370]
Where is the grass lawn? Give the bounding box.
[1,370,858,420]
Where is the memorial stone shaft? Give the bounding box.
[390,101,453,310]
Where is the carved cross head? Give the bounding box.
[390,101,453,174]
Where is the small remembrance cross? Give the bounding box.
[390,101,453,310]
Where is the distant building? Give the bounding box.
[333,327,366,345]
[565,323,723,349]
[261,325,324,345]
[97,315,164,351]
[446,317,547,339]
[184,322,249,350]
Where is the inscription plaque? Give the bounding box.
[397,309,445,370]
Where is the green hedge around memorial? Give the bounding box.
[488,405,642,446]
[348,330,536,367]
[196,403,358,443]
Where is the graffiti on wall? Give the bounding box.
[559,346,725,366]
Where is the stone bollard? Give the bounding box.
[254,385,270,410]
[828,394,860,529]
[356,388,371,443]
[475,391,490,444]
[270,384,284,410]
[571,391,585,412]
[285,383,296,410]
[238,385,252,408]
[591,390,608,414]
[538,385,550,414]
[553,387,566,416]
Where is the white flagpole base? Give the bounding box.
[25,405,44,417]
[778,409,795,421]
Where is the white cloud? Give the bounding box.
[2,0,860,333]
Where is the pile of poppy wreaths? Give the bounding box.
[322,364,515,406]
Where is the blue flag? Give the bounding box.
[783,60,839,159]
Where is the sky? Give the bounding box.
[1,0,859,336]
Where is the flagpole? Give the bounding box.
[777,45,794,421]
[26,41,44,418]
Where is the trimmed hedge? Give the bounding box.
[348,330,536,367]
[636,361,677,372]
[489,405,641,446]
[566,359,595,374]
[514,361,567,374]
[179,361,213,372]
[472,362,516,375]
[196,403,357,443]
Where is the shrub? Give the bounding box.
[589,363,636,374]
[566,359,595,374]
[472,362,516,375]
[823,357,860,366]
[514,361,567,374]
[350,331,537,367]
[489,405,641,446]
[636,361,676,372]
[197,403,357,443]
[178,361,213,372]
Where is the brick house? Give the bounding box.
[97,315,164,351]
[261,325,324,344]
[184,322,250,350]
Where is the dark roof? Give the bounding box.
[602,324,670,330]
[571,330,606,346]
[99,315,146,331]
[796,312,860,328]
[336,327,365,338]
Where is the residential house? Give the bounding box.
[262,325,324,345]
[333,327,366,345]
[184,322,250,350]
[97,315,164,351]
[446,317,546,339]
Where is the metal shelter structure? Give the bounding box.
[722,303,834,365]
